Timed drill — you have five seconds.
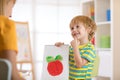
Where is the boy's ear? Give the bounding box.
[87,27,92,33]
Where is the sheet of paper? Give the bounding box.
[41,45,69,80]
[15,22,31,61]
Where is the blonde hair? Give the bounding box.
[70,15,97,41]
[0,0,16,15]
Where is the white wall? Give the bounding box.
[113,0,120,80]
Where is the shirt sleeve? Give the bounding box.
[81,45,96,62]
[0,16,18,53]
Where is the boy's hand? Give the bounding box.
[55,42,64,47]
[71,37,80,48]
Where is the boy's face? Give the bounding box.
[5,1,14,17]
[70,23,89,41]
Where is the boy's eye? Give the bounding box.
[76,25,79,28]
[71,27,74,30]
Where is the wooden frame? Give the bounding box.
[15,22,35,80]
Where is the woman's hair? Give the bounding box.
[0,0,16,15]
[70,15,97,41]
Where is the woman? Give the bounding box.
[0,0,25,80]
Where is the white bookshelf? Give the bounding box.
[81,0,112,80]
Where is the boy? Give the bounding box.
[55,15,97,80]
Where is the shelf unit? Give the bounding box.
[81,0,112,80]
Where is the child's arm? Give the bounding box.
[73,46,88,68]
[71,38,88,68]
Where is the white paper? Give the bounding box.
[41,45,69,80]
[15,22,31,61]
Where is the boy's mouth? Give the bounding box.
[74,32,80,36]
[73,33,80,38]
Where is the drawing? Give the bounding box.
[41,45,69,80]
[15,22,31,61]
[46,55,63,76]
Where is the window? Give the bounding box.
[12,0,82,79]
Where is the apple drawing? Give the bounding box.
[46,55,63,76]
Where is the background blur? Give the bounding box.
[11,0,82,80]
[11,0,120,80]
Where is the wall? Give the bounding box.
[113,0,120,80]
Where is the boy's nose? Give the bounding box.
[73,28,77,31]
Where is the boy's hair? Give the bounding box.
[70,15,97,41]
[0,0,16,15]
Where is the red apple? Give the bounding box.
[47,60,63,76]
[46,55,63,76]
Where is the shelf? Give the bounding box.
[95,0,110,22]
[82,0,112,78]
[96,21,111,25]
[82,1,94,19]
[96,48,111,51]
[97,51,112,77]
[95,21,111,48]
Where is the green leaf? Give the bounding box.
[46,56,55,63]
[55,55,63,61]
